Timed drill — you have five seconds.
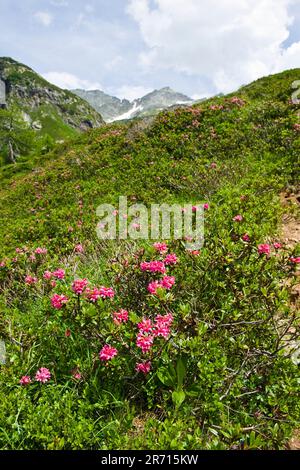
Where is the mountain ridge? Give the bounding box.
[73,86,193,122]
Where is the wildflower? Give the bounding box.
[99,344,118,361]
[154,313,173,338]
[35,367,51,383]
[72,278,88,295]
[138,318,153,333]
[153,242,168,254]
[65,329,71,337]
[192,205,199,212]
[25,275,38,285]
[290,256,300,264]
[43,270,53,280]
[15,248,23,254]
[29,254,36,262]
[258,244,271,255]
[160,275,175,289]
[99,286,115,298]
[50,280,57,288]
[51,293,69,309]
[136,333,154,353]
[188,250,200,256]
[273,243,282,250]
[20,375,31,386]
[242,234,250,242]
[210,162,217,169]
[233,215,243,222]
[73,372,82,380]
[52,269,65,280]
[113,309,129,325]
[35,247,47,255]
[147,281,161,295]
[203,203,209,210]
[140,260,166,273]
[164,253,177,265]
[75,244,84,253]
[136,361,151,374]
[293,123,300,131]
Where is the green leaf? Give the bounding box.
[172,390,186,409]
[176,356,186,389]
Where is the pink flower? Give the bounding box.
[164,253,177,265]
[293,123,300,131]
[153,242,168,254]
[75,244,84,253]
[210,162,217,169]
[140,260,166,273]
[160,275,175,289]
[51,293,69,309]
[233,215,243,222]
[153,313,173,338]
[65,329,71,337]
[273,243,282,250]
[192,205,199,212]
[73,372,82,380]
[242,234,250,242]
[85,287,101,302]
[113,309,129,324]
[35,247,47,255]
[188,249,200,256]
[136,333,154,353]
[258,244,271,255]
[35,367,51,383]
[43,270,53,280]
[15,248,23,254]
[52,269,65,280]
[72,278,88,295]
[99,344,118,361]
[203,203,209,210]
[138,318,153,333]
[136,361,151,374]
[25,275,38,285]
[20,375,31,386]
[290,256,300,264]
[147,281,161,295]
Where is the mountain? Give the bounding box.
[0,57,104,139]
[73,86,193,122]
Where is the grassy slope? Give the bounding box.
[0,69,299,449]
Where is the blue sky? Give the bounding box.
[0,0,300,100]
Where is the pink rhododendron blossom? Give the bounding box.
[258,244,271,255]
[35,367,51,383]
[138,318,153,333]
[51,293,69,309]
[153,242,168,254]
[72,279,88,295]
[113,309,128,324]
[147,281,161,295]
[203,203,209,210]
[25,275,38,285]
[135,361,151,374]
[99,344,118,361]
[136,333,154,353]
[75,244,84,253]
[192,205,199,212]
[50,280,57,288]
[242,234,250,242]
[140,261,166,273]
[43,270,53,280]
[15,248,23,254]
[293,123,300,131]
[73,372,82,380]
[35,247,47,255]
[52,269,65,280]
[85,287,101,302]
[233,215,243,222]
[65,329,71,337]
[20,375,31,386]
[164,253,177,265]
[273,243,282,250]
[290,256,300,264]
[210,162,217,169]
[161,275,175,289]
[188,250,200,256]
[154,313,173,338]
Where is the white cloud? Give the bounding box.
[42,72,102,90]
[34,11,53,27]
[114,85,153,101]
[127,0,300,94]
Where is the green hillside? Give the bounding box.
[0,57,104,146]
[0,69,299,450]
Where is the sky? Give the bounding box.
[0,0,300,101]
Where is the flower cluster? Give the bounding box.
[20,367,51,386]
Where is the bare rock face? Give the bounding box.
[0,57,104,135]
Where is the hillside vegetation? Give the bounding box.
[0,69,299,450]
